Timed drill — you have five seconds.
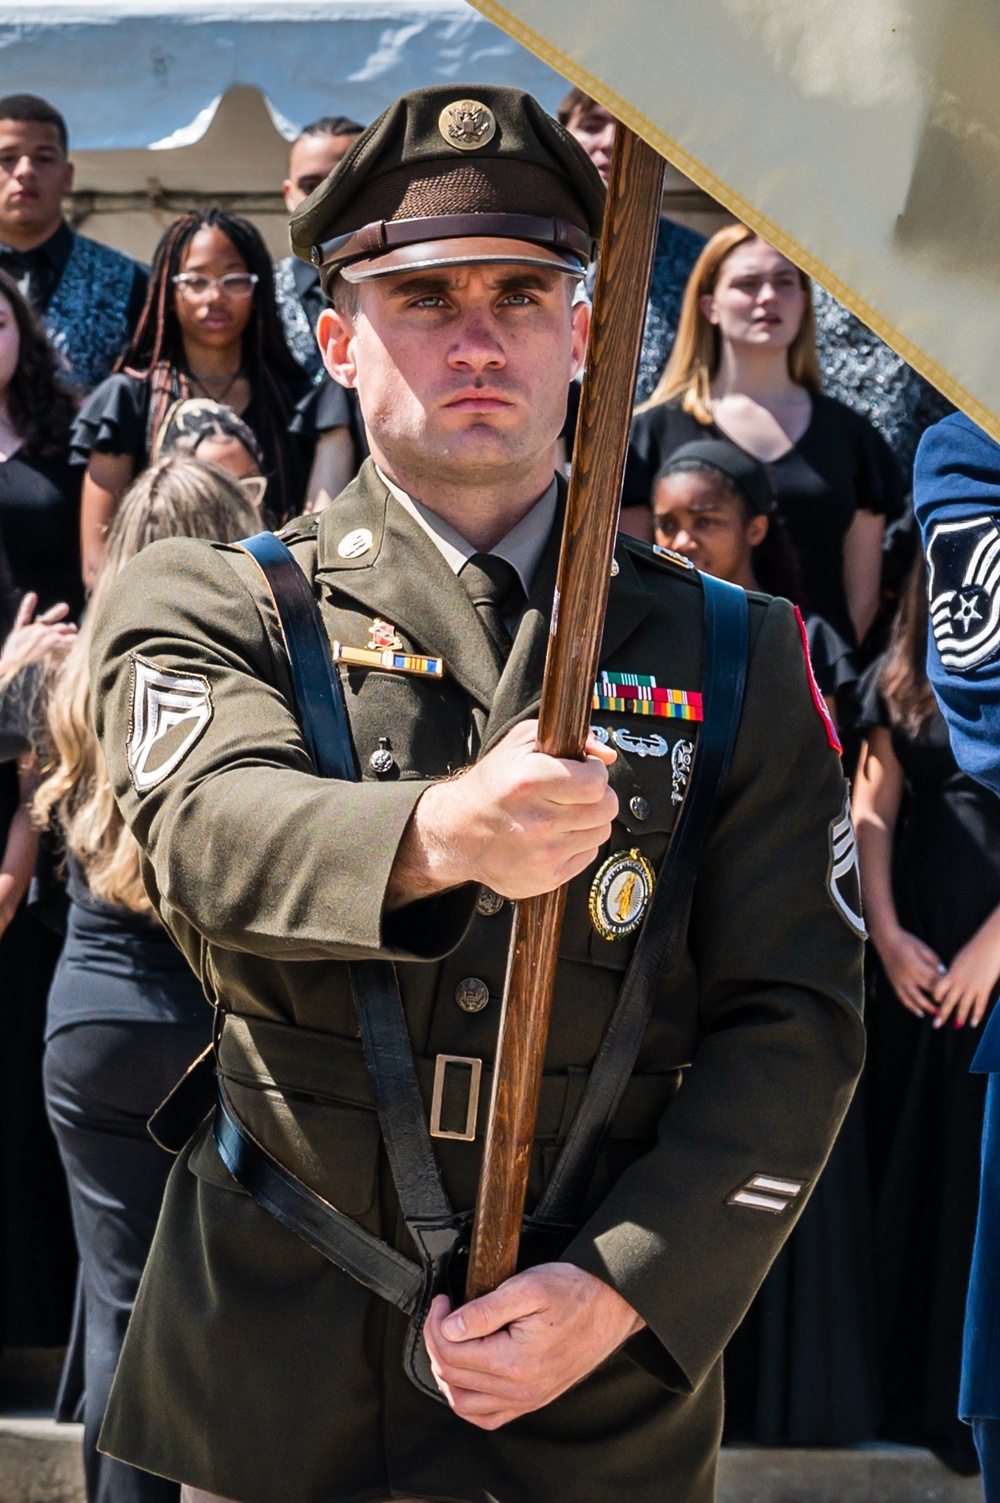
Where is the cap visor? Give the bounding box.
[340,236,586,283]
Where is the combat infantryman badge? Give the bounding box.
[127,655,213,793]
[589,848,655,940]
[438,100,497,151]
[927,513,1000,673]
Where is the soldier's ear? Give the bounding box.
[570,297,590,379]
[317,306,358,390]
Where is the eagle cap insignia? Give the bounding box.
[438,100,497,152]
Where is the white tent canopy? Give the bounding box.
[0,0,567,150]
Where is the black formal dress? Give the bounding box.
[44,856,211,1503]
[858,664,1000,1474]
[72,370,311,525]
[0,446,84,617]
[0,542,75,1356]
[625,395,905,645]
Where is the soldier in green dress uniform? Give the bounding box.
[89,83,865,1503]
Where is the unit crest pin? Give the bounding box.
[368,618,403,652]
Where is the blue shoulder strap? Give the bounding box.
[236,530,357,780]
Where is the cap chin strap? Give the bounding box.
[312,210,594,275]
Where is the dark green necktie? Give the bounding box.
[459,553,526,660]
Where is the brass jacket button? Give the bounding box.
[476,887,505,916]
[456,977,490,1013]
[630,795,650,821]
[369,737,394,774]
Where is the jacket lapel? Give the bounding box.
[314,462,502,711]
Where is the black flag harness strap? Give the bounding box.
[158,528,749,1402]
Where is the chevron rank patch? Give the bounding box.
[927,513,1000,674]
[127,655,213,794]
[827,795,866,938]
[727,1174,805,1214]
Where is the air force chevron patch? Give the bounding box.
[927,513,1000,674]
[127,655,212,794]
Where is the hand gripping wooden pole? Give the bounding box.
[466,125,666,1300]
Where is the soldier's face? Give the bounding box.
[317,255,588,492]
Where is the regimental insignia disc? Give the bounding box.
[438,100,497,151]
[588,848,655,941]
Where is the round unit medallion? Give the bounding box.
[588,848,655,940]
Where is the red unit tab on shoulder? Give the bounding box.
[793,607,842,755]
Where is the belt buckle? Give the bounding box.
[429,1054,482,1142]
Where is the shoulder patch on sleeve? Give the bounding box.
[127,654,213,794]
[927,513,1000,674]
[793,606,842,754]
[828,794,866,939]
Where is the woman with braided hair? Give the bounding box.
[73,209,311,585]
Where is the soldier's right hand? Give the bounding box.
[388,719,617,907]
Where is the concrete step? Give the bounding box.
[0,1417,987,1503]
[0,1417,84,1503]
[718,1446,984,1502]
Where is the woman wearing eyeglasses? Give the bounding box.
[73,210,312,587]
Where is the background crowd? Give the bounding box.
[0,76,988,1502]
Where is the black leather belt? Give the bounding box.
[204,531,749,1401]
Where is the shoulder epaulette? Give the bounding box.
[275,515,321,547]
[619,534,698,575]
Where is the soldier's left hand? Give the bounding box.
[423,1263,645,1429]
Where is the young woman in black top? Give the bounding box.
[74,209,310,585]
[650,437,854,726]
[0,266,82,616]
[0,267,82,1357]
[853,555,1000,1472]
[626,225,904,648]
[35,455,260,1503]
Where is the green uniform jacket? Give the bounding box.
[91,461,865,1503]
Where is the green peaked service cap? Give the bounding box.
[290,83,606,293]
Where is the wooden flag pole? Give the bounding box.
[466,124,666,1299]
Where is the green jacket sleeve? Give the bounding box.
[90,535,475,963]
[562,596,866,1392]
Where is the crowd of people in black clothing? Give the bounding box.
[0,77,993,1500]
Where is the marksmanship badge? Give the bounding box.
[927,513,1000,674]
[127,655,213,794]
[438,100,497,151]
[589,848,655,940]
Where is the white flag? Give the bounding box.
[469,0,1000,441]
